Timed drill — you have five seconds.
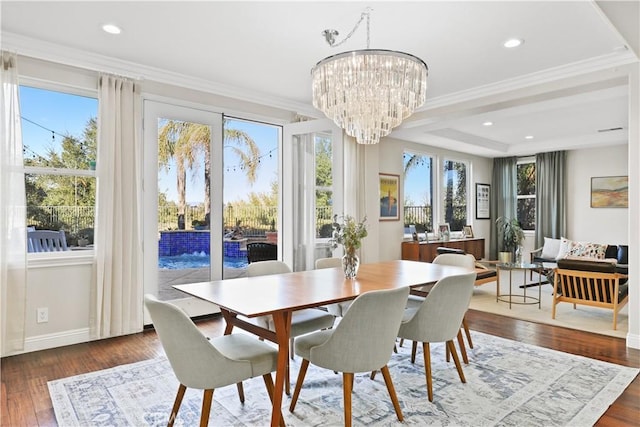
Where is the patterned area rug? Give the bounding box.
[49,331,638,426]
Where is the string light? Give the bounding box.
[21,116,69,141]
[23,114,278,173]
[225,147,277,173]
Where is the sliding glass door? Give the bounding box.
[143,101,223,320]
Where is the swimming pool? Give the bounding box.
[158,252,248,270]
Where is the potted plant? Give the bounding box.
[496,217,525,263]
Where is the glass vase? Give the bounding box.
[342,251,360,279]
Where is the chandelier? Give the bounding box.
[311,8,428,145]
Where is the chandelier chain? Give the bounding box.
[329,7,372,49]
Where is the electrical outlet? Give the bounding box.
[37,307,48,323]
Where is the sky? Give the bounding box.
[19,85,278,204]
[20,86,97,162]
[403,152,432,205]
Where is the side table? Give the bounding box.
[496,262,542,309]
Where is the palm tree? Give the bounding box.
[158,119,260,229]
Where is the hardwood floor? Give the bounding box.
[1,309,638,426]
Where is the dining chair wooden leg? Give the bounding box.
[380,365,404,422]
[289,358,310,412]
[422,342,433,402]
[446,342,451,362]
[462,316,473,348]
[411,340,418,363]
[399,338,405,347]
[263,374,286,427]
[168,383,187,427]
[199,389,214,427]
[447,340,466,383]
[370,370,377,380]
[236,382,245,403]
[456,329,469,364]
[343,372,354,427]
[290,338,295,360]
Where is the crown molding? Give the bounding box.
[2,32,319,118]
[421,51,638,111]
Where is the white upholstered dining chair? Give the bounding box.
[405,253,477,363]
[245,260,336,395]
[144,294,284,427]
[289,286,410,427]
[397,272,477,402]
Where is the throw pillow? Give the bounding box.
[567,241,608,259]
[564,255,618,263]
[541,237,561,259]
[556,237,572,260]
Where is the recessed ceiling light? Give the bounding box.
[525,135,534,140]
[102,24,121,35]
[483,121,493,126]
[503,38,523,48]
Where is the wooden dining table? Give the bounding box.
[174,259,470,426]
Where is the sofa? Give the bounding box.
[552,258,629,330]
[530,237,628,275]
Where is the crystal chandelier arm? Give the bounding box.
[325,7,372,49]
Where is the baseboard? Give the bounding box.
[626,332,640,349]
[20,328,92,355]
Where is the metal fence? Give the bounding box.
[27,206,95,236]
[28,204,461,237]
[29,205,332,239]
[403,205,433,231]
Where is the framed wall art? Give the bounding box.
[379,173,400,221]
[476,183,491,219]
[591,176,628,208]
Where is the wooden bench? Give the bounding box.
[552,259,629,330]
[474,265,497,286]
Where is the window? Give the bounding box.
[442,159,468,232]
[315,133,333,238]
[20,85,98,251]
[517,159,535,231]
[403,151,433,234]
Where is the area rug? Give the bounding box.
[469,271,629,339]
[48,331,638,426]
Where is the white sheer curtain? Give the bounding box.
[92,74,143,338]
[0,51,27,355]
[291,133,315,271]
[343,136,368,261]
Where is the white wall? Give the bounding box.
[566,145,629,244]
[24,259,92,353]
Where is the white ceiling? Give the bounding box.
[2,1,638,157]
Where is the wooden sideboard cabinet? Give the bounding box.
[401,238,485,263]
